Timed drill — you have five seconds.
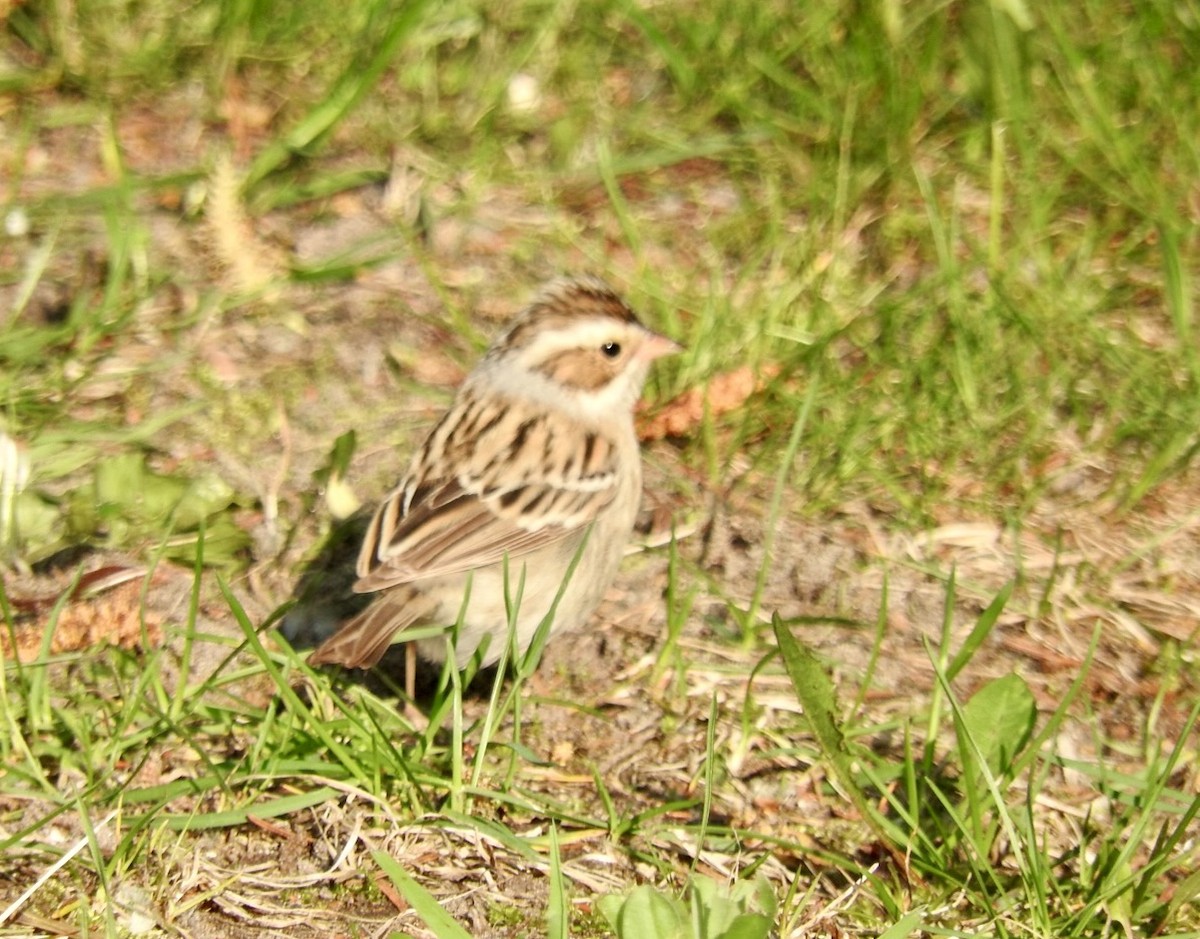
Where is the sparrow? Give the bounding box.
[307,276,679,670]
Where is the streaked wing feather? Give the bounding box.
[354,399,619,593]
[354,488,578,592]
[306,585,431,669]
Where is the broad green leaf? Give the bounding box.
[961,672,1037,781]
[11,489,65,557]
[162,513,250,567]
[174,472,238,529]
[720,913,772,939]
[598,886,686,939]
[773,613,892,846]
[62,452,246,565]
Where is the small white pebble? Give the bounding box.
[4,208,30,237]
[507,73,542,114]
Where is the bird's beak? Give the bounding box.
[640,331,684,362]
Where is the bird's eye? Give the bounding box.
[600,342,622,358]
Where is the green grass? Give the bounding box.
[3,0,1200,935]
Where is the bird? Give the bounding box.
[307,276,680,671]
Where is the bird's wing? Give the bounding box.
[306,584,431,668]
[353,396,622,593]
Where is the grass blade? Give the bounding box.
[373,851,473,939]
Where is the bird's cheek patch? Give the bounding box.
[534,348,619,391]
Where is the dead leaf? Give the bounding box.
[639,364,779,441]
[0,578,163,662]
